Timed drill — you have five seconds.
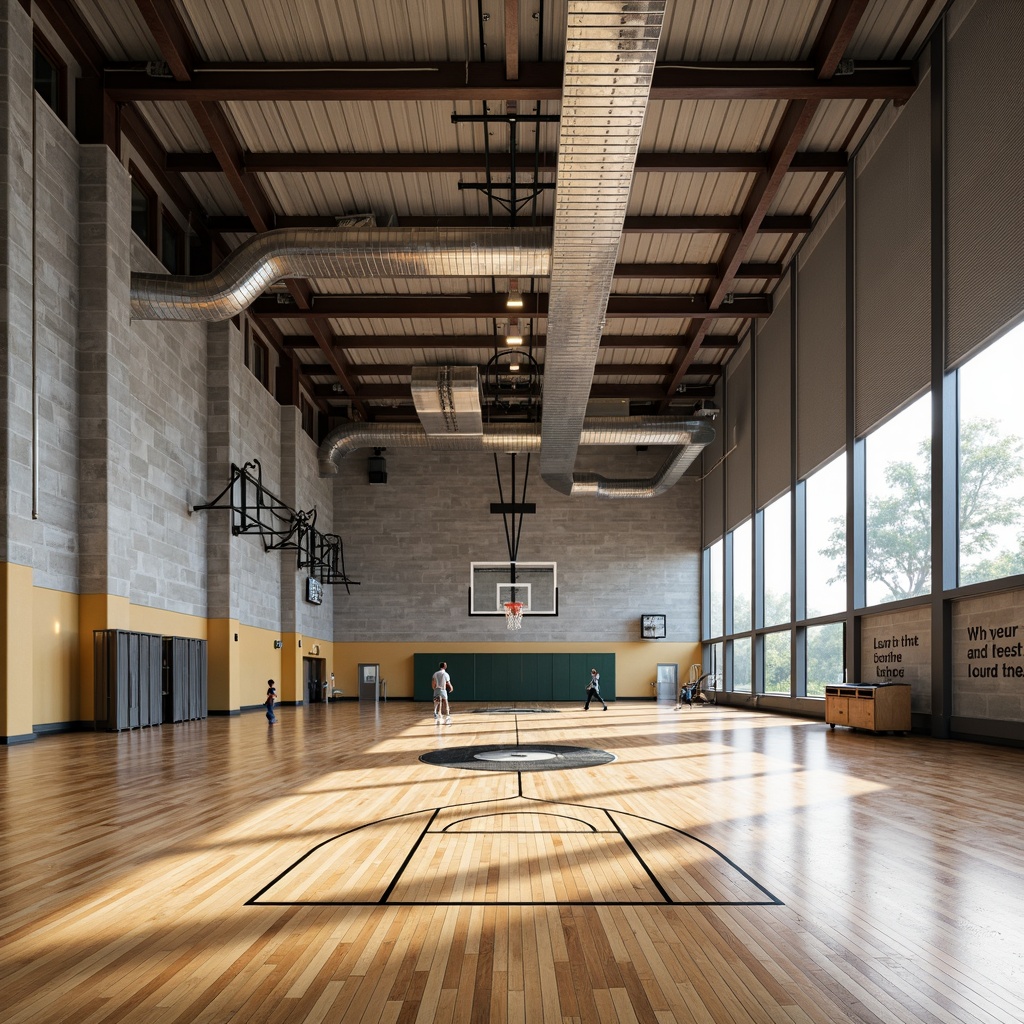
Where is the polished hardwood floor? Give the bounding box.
[2,700,1023,1023]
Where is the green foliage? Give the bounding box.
[806,624,844,696]
[820,418,1023,599]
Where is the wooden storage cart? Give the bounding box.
[825,683,911,734]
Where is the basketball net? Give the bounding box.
[503,601,525,630]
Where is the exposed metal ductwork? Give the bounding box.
[316,417,713,498]
[539,0,668,496]
[409,366,485,448]
[129,227,552,321]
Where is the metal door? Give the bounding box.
[358,663,379,701]
[656,663,678,703]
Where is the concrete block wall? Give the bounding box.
[230,328,282,631]
[31,99,81,590]
[0,0,36,567]
[126,243,207,616]
[952,590,1024,722]
[77,144,135,599]
[860,606,932,713]
[280,405,334,638]
[333,443,701,643]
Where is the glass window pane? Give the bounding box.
[805,455,847,618]
[806,623,844,697]
[707,539,723,639]
[958,323,1024,586]
[864,394,931,604]
[731,520,752,633]
[33,47,60,114]
[131,181,151,247]
[732,636,751,693]
[763,493,791,627]
[764,632,791,694]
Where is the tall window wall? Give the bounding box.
[762,493,791,627]
[805,455,846,618]
[863,395,932,605]
[957,323,1024,586]
[699,0,1024,742]
[731,520,752,633]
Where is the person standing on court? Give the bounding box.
[265,681,278,724]
[584,667,608,710]
[432,661,453,723]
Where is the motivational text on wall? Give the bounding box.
[965,624,1024,679]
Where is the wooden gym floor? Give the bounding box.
[2,700,1023,1024]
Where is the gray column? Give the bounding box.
[0,0,35,566]
[77,145,134,599]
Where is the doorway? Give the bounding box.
[303,657,327,703]
[656,663,678,703]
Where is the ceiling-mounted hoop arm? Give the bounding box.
[191,461,359,589]
[492,451,536,598]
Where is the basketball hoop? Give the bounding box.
[503,601,525,630]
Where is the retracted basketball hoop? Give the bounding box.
[503,601,525,630]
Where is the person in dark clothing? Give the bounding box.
[265,681,278,724]
[584,668,608,710]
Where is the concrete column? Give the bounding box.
[205,319,241,711]
[0,0,36,741]
[278,405,303,703]
[76,144,135,717]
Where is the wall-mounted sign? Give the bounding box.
[305,576,323,605]
[641,614,667,639]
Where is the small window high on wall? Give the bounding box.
[33,34,66,121]
[863,394,931,605]
[130,171,157,254]
[957,321,1024,586]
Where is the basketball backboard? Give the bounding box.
[469,561,557,616]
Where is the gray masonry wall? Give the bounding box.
[0,0,36,567]
[333,443,701,643]
[280,406,334,638]
[29,98,80,589]
[952,590,1024,722]
[230,328,282,631]
[859,604,932,714]
[126,242,207,616]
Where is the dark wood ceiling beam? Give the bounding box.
[251,294,772,320]
[614,262,782,280]
[132,0,196,82]
[206,213,812,234]
[660,0,872,408]
[303,361,720,377]
[314,382,715,401]
[813,0,872,75]
[127,0,369,416]
[165,149,846,174]
[279,333,739,350]
[103,60,915,102]
[505,0,519,81]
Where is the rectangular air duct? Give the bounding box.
[410,366,485,448]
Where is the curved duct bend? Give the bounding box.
[130,227,552,321]
[317,417,714,499]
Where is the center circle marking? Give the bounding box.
[474,749,557,762]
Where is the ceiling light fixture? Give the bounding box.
[506,289,524,309]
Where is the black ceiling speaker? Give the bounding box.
[367,449,387,484]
